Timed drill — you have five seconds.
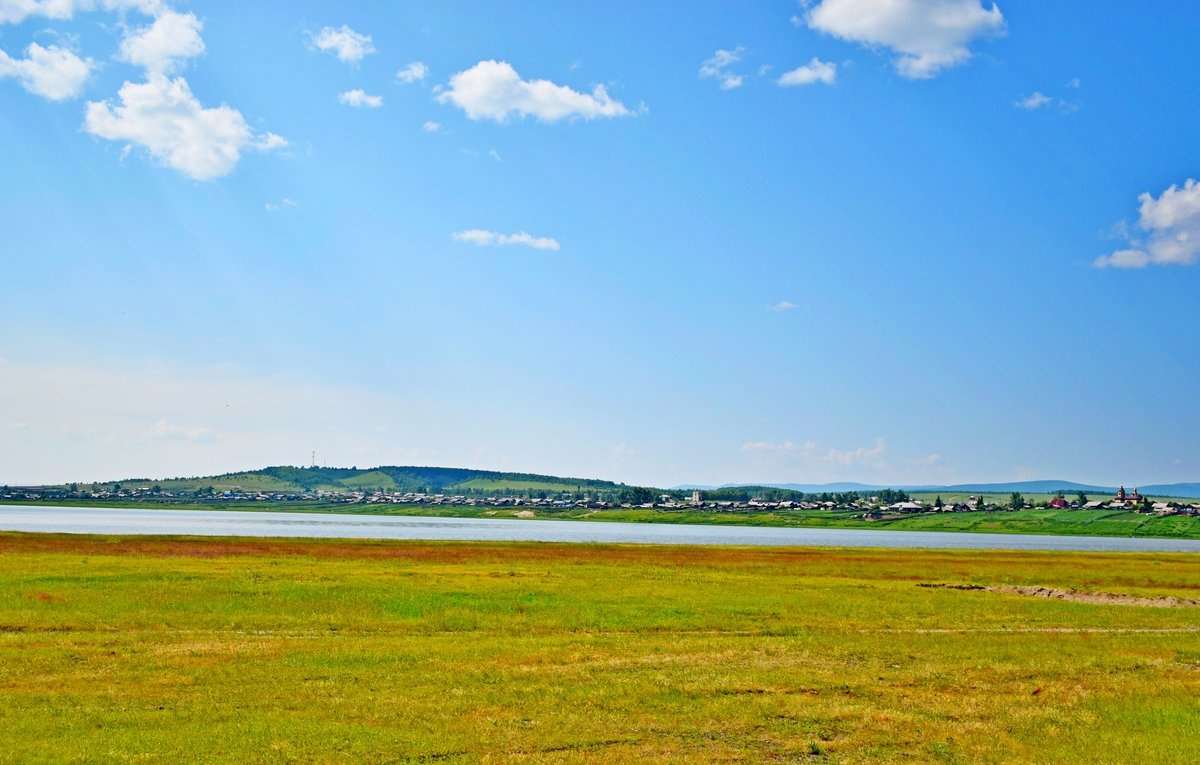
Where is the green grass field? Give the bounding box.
[0,534,1197,762]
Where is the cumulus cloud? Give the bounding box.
[777,57,836,86]
[117,8,203,73]
[806,0,1005,79]
[85,74,285,180]
[395,61,427,83]
[310,24,373,63]
[1096,179,1200,269]
[769,300,798,312]
[338,88,382,108]
[422,120,440,132]
[436,60,630,123]
[0,41,91,99]
[451,229,561,251]
[699,47,745,90]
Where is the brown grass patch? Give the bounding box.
[920,582,1200,608]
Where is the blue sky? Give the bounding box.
[2,1,1199,487]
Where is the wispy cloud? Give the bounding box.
[1015,91,1053,110]
[777,57,836,86]
[768,300,798,312]
[452,229,560,251]
[265,198,297,213]
[396,61,428,83]
[309,25,374,64]
[338,89,382,108]
[699,47,745,90]
[422,120,440,133]
[742,437,888,468]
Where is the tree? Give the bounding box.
[1009,492,1024,510]
[934,495,943,510]
[1075,490,1088,506]
[619,486,655,505]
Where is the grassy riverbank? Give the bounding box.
[1,533,1197,762]
[5,498,1199,540]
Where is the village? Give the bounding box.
[4,483,1198,519]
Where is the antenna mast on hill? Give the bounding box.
[311,451,316,468]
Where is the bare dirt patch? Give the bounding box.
[920,582,1200,608]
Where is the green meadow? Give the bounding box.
[1,534,1197,762]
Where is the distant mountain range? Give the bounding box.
[674,480,1200,499]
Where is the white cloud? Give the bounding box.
[310,24,373,63]
[1015,91,1051,110]
[338,88,382,108]
[778,57,836,86]
[85,74,285,180]
[806,0,1005,79]
[488,148,501,162]
[0,0,163,25]
[396,61,427,83]
[117,8,204,74]
[265,197,296,213]
[147,418,214,443]
[0,41,91,99]
[1096,179,1200,269]
[699,47,745,90]
[769,300,798,312]
[422,120,440,132]
[436,60,630,123]
[451,229,560,251]
[0,0,77,23]
[253,132,286,151]
[742,437,888,468]
[1015,89,1080,114]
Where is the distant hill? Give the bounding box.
[86,465,634,496]
[1138,483,1200,499]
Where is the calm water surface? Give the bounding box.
[2,505,1199,552]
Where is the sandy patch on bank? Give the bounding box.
[515,510,535,518]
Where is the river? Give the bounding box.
[2,505,1199,551]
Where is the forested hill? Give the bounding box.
[100,465,633,496]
